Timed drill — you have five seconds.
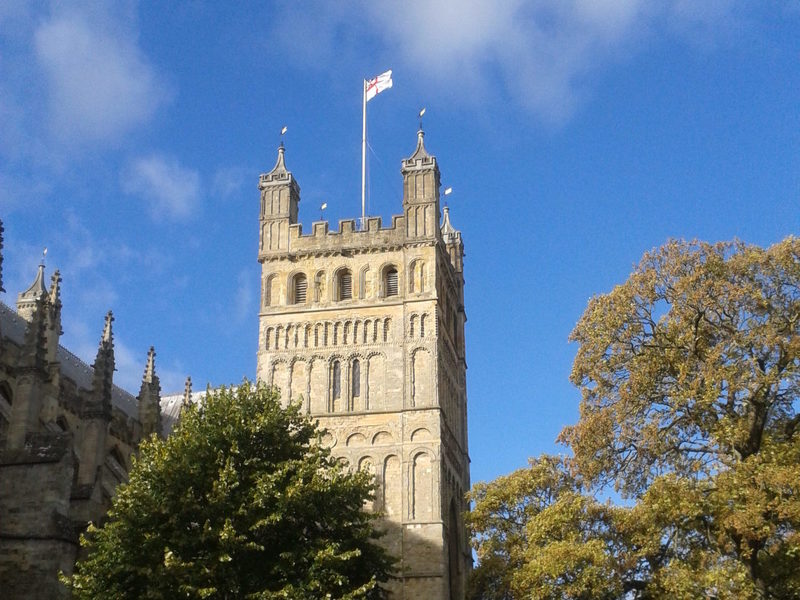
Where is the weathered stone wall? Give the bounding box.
[0,259,161,598]
[255,133,471,598]
[0,433,78,600]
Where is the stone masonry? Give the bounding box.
[255,131,471,599]
[0,228,163,599]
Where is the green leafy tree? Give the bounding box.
[469,238,800,599]
[65,383,393,600]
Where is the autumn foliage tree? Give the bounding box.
[65,383,393,600]
[468,238,800,599]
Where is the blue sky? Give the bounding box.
[1,1,798,486]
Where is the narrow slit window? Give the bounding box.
[352,359,361,397]
[332,360,341,401]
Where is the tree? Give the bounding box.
[65,383,393,599]
[469,238,800,599]
[467,456,627,600]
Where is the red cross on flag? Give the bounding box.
[365,70,393,102]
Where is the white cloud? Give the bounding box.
[233,269,254,325]
[122,155,202,221]
[33,6,169,143]
[212,166,251,201]
[274,0,745,124]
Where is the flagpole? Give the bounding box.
[361,78,367,230]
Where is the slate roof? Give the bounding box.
[159,389,207,435]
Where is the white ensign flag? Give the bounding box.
[365,70,393,101]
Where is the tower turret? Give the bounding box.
[17,262,48,322]
[258,144,300,257]
[5,295,49,449]
[441,206,464,273]
[401,130,441,239]
[137,346,162,438]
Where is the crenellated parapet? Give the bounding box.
[265,215,411,260]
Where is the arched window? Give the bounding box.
[264,274,279,307]
[337,269,353,301]
[292,273,307,304]
[359,266,370,299]
[384,267,398,297]
[314,270,326,302]
[352,359,361,398]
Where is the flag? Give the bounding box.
[365,69,393,101]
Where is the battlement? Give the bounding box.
[259,211,445,260]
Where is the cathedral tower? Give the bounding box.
[256,132,470,599]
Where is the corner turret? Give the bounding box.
[401,130,441,240]
[6,294,49,449]
[17,262,47,322]
[441,206,464,273]
[258,144,300,257]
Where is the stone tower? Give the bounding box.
[256,131,470,599]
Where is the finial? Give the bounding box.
[102,311,114,344]
[19,262,48,302]
[143,346,156,383]
[280,125,288,149]
[41,247,48,266]
[418,107,426,131]
[272,143,287,173]
[182,376,192,408]
[441,203,458,239]
[49,269,61,304]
